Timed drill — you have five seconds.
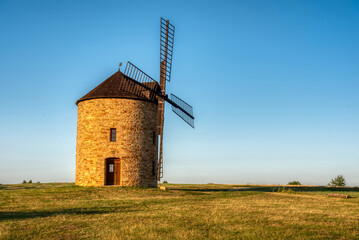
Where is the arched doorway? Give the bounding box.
[105,158,121,185]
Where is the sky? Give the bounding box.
[0,0,358,185]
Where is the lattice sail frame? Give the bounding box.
[124,61,157,84]
[160,17,175,82]
[170,94,194,128]
[121,61,158,102]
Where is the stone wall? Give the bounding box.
[76,98,158,187]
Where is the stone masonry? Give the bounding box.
[76,98,158,187]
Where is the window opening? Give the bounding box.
[110,128,116,142]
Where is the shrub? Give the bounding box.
[329,175,346,187]
[37,181,40,184]
[163,180,168,184]
[288,181,301,185]
[22,180,27,184]
[28,180,32,183]
[275,187,295,193]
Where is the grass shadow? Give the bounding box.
[0,185,44,190]
[171,186,359,193]
[0,206,139,221]
[0,183,78,191]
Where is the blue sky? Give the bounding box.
[0,0,358,185]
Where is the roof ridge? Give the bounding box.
[76,71,160,105]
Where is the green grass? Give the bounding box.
[0,183,359,239]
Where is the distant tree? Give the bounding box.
[288,181,301,185]
[163,180,168,184]
[329,175,346,187]
[28,180,32,184]
[22,180,27,184]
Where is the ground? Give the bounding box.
[0,183,358,239]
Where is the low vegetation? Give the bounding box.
[0,183,358,239]
[288,180,301,185]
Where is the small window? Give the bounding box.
[110,128,116,142]
[153,131,156,145]
[109,164,114,173]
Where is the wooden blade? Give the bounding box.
[157,18,174,180]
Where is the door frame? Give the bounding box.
[105,158,121,185]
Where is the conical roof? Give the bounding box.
[76,71,160,105]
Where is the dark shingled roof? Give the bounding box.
[76,71,160,105]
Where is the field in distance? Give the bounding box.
[0,183,358,239]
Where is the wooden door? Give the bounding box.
[114,160,121,185]
[106,158,121,185]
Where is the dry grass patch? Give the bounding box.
[0,183,358,239]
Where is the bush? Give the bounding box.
[28,180,32,183]
[288,181,301,185]
[37,181,40,184]
[163,180,168,184]
[22,180,27,184]
[329,175,346,187]
[275,187,295,193]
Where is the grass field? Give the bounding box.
[0,183,359,239]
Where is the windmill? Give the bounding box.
[117,18,195,181]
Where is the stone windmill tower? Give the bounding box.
[75,18,195,187]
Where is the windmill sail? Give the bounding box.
[170,94,194,128]
[124,61,157,84]
[157,18,174,180]
[122,62,160,102]
[160,17,175,82]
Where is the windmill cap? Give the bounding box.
[76,71,161,105]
